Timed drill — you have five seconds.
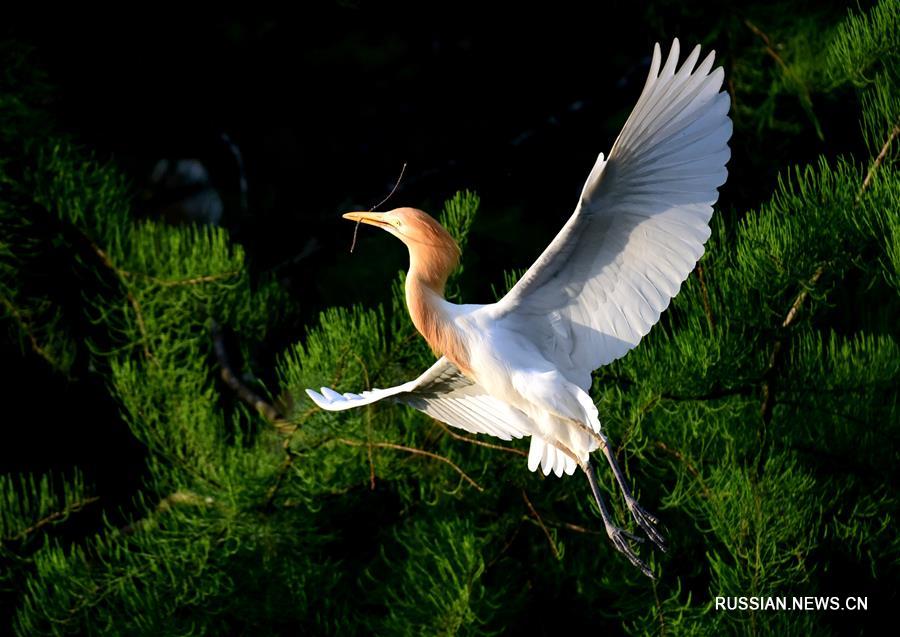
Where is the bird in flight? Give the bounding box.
[307,39,731,577]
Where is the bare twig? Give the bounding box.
[135,271,240,287]
[264,447,295,510]
[760,264,826,422]
[486,521,523,569]
[696,263,715,333]
[370,162,408,212]
[335,438,483,491]
[126,291,154,362]
[350,162,407,253]
[745,19,820,138]
[860,121,900,196]
[553,519,603,536]
[782,265,826,330]
[521,490,561,560]
[434,421,528,457]
[662,385,754,401]
[744,20,783,68]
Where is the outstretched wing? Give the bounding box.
[306,357,537,441]
[493,39,731,388]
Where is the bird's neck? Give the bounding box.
[405,265,472,376]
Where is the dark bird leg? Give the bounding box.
[580,460,654,579]
[567,418,667,551]
[595,431,667,551]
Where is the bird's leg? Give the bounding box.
[579,458,654,579]
[595,431,667,551]
[566,419,666,551]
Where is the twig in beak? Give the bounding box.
[349,162,407,253]
[350,218,362,253]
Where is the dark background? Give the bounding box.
[6,2,794,315]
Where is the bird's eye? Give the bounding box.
[394,220,402,227]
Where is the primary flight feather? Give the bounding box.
[307,39,731,577]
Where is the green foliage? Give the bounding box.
[377,517,501,636]
[0,471,95,544]
[824,0,899,89]
[1,1,898,635]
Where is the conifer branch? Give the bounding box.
[860,120,900,196]
[4,495,100,542]
[88,240,156,363]
[521,489,561,560]
[211,320,285,424]
[760,116,897,424]
[335,438,484,491]
[0,294,60,370]
[760,264,825,425]
[119,491,211,535]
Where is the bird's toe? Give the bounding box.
[605,524,654,578]
[626,497,667,552]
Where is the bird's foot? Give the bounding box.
[626,496,667,552]
[604,523,654,579]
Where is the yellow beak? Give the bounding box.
[342,211,391,229]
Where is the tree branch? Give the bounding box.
[4,496,100,542]
[434,421,528,457]
[696,263,715,333]
[211,320,286,424]
[860,121,900,196]
[87,240,157,364]
[0,294,64,371]
[521,490,561,560]
[335,438,484,491]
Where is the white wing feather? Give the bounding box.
[306,357,537,442]
[494,39,731,387]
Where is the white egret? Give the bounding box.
[307,39,731,576]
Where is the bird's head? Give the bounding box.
[343,207,461,291]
